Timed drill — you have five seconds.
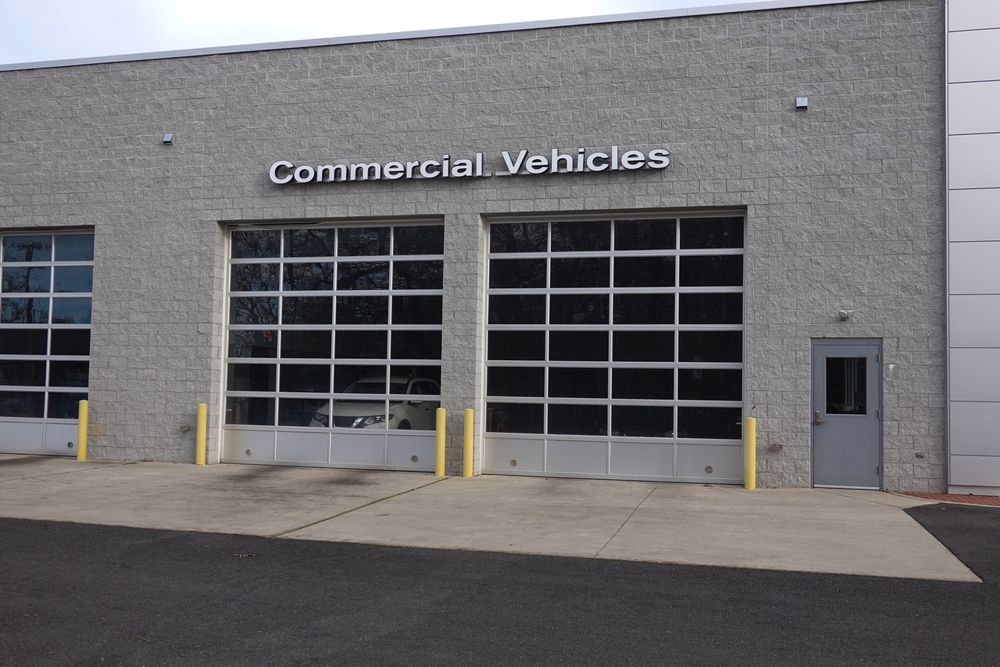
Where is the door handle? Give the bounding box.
[814,411,827,426]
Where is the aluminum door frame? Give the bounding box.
[811,338,883,490]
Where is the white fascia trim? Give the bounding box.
[0,0,879,72]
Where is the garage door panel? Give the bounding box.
[676,444,743,482]
[331,432,385,466]
[222,429,276,462]
[483,436,545,473]
[276,431,330,463]
[44,423,78,454]
[546,439,608,474]
[386,434,435,470]
[0,422,45,453]
[611,441,675,477]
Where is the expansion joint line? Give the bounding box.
[595,486,657,558]
[271,476,449,537]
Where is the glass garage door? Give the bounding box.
[484,216,744,482]
[0,232,93,456]
[222,223,443,470]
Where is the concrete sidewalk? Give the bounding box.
[0,454,979,582]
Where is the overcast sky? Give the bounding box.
[0,0,757,65]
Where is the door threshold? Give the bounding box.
[814,484,881,491]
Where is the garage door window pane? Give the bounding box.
[614,220,675,250]
[549,368,607,398]
[284,263,335,291]
[488,367,544,397]
[3,267,50,293]
[226,397,275,425]
[4,236,52,262]
[489,259,546,289]
[549,331,607,361]
[53,266,93,293]
[0,329,47,354]
[227,364,276,392]
[278,398,329,427]
[1,298,48,324]
[284,229,335,257]
[613,369,673,400]
[282,297,332,325]
[552,221,610,252]
[549,404,607,436]
[680,256,743,287]
[488,331,545,360]
[678,369,742,401]
[550,294,608,324]
[680,218,743,249]
[49,361,89,388]
[279,365,331,393]
[392,296,442,325]
[551,258,609,288]
[230,297,278,325]
[614,256,675,288]
[390,366,441,389]
[335,330,387,359]
[228,330,277,358]
[338,228,389,256]
[51,298,91,324]
[394,226,444,255]
[678,293,742,324]
[335,365,386,393]
[613,294,673,325]
[281,331,331,359]
[0,391,44,418]
[679,331,742,363]
[391,331,442,360]
[338,262,389,290]
[337,296,388,325]
[490,223,547,253]
[54,235,94,262]
[232,230,280,259]
[612,406,674,438]
[47,392,87,419]
[489,295,545,324]
[486,403,544,434]
[392,261,443,290]
[0,361,46,386]
[677,407,742,439]
[231,264,279,292]
[613,331,673,362]
[50,330,86,356]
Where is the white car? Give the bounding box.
[310,376,440,430]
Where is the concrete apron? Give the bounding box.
[0,454,979,583]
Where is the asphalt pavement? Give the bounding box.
[1,511,998,667]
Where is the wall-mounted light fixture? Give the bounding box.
[162,134,173,145]
[838,309,855,322]
[795,97,808,110]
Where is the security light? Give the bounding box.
[162,134,173,145]
[795,97,808,110]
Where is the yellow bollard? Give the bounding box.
[744,416,756,490]
[463,408,474,477]
[76,399,89,461]
[435,407,447,476]
[195,403,207,466]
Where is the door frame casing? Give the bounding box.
[810,338,883,490]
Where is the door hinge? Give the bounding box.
[877,409,881,419]
[877,465,881,475]
[877,353,881,363]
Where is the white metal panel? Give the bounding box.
[950,454,1000,487]
[949,29,1000,83]
[949,82,1000,135]
[610,441,674,477]
[950,0,1000,32]
[0,422,45,453]
[546,439,608,475]
[950,402,1000,456]
[386,433,435,470]
[330,432,386,466]
[483,436,544,473]
[222,429,276,462]
[276,431,330,463]
[950,295,1000,347]
[43,423,78,454]
[949,241,1000,294]
[950,349,1000,401]
[676,444,742,481]
[949,135,1000,190]
[949,189,1000,241]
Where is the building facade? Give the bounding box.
[0,0,993,493]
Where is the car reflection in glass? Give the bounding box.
[310,376,439,430]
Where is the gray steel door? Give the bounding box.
[812,339,882,489]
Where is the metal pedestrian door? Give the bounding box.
[811,339,882,489]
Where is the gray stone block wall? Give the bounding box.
[0,0,946,489]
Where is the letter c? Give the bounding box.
[586,152,609,172]
[420,160,442,178]
[269,161,294,184]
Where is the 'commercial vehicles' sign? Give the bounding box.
[269,147,669,185]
